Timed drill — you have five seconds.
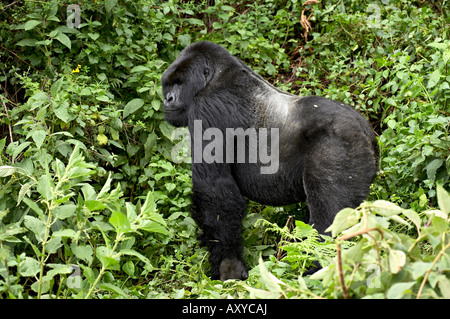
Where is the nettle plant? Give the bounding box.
[248,185,449,299]
[0,144,168,298]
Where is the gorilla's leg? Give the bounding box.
[191,164,248,280]
[302,135,376,234]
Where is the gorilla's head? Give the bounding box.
[161,41,242,127]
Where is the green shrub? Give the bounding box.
[0,0,448,299]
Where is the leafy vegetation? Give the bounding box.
[0,0,448,299]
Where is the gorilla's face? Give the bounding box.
[161,46,215,127]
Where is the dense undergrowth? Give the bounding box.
[0,0,448,299]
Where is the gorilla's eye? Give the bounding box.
[203,68,210,78]
[173,78,183,85]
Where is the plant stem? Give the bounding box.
[37,208,53,299]
[417,242,450,299]
[85,266,105,299]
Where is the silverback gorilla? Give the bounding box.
[161,41,379,281]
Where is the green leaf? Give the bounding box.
[23,197,45,220]
[52,229,77,238]
[36,175,53,201]
[71,244,93,264]
[99,283,128,298]
[402,209,422,233]
[427,69,441,89]
[96,246,119,270]
[372,200,404,216]
[109,211,131,233]
[141,192,157,216]
[388,249,406,274]
[436,184,450,215]
[53,204,77,220]
[12,141,32,162]
[0,165,17,177]
[386,282,415,299]
[54,104,71,123]
[24,216,46,242]
[31,130,47,149]
[120,249,151,265]
[55,31,71,50]
[130,65,151,73]
[24,20,41,30]
[257,255,284,297]
[16,38,37,46]
[139,220,169,235]
[18,257,41,277]
[325,208,360,237]
[426,159,443,181]
[46,236,62,254]
[85,200,106,211]
[105,0,118,12]
[123,98,144,118]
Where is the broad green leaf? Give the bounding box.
[372,200,404,216]
[54,104,71,123]
[427,69,441,88]
[36,175,53,201]
[410,262,433,280]
[426,159,443,181]
[52,229,77,238]
[123,98,144,118]
[96,246,119,270]
[17,182,35,205]
[55,32,71,50]
[16,38,37,46]
[130,65,150,73]
[85,200,106,211]
[139,220,168,235]
[23,197,45,219]
[325,208,360,237]
[109,211,131,233]
[43,264,72,282]
[258,255,284,295]
[0,165,17,177]
[46,236,62,254]
[18,257,41,277]
[99,283,128,298]
[402,209,422,233]
[386,282,415,299]
[24,20,41,30]
[24,216,46,242]
[120,249,151,265]
[105,0,118,12]
[141,192,157,216]
[53,204,77,220]
[71,244,93,264]
[31,130,47,149]
[12,141,31,162]
[438,275,450,299]
[436,184,449,215]
[389,249,406,274]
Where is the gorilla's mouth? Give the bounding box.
[164,107,184,113]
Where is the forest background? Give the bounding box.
[0,0,448,299]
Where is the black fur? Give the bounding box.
[161,41,379,280]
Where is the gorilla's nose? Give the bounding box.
[164,92,176,107]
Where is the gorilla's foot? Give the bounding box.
[219,258,248,281]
